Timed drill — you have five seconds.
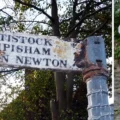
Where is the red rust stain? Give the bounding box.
[0,50,5,56]
[82,65,109,82]
[73,42,85,67]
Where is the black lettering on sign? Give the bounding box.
[43,58,51,66]
[42,48,50,55]
[3,55,9,62]
[36,38,42,45]
[0,34,4,41]
[44,39,52,46]
[11,45,15,52]
[20,36,26,43]
[25,56,31,65]
[25,46,32,54]
[8,35,11,42]
[28,37,35,44]
[34,48,41,54]
[60,60,67,68]
[12,36,19,42]
[1,34,11,42]
[3,44,10,51]
[16,56,23,64]
[17,45,23,53]
[52,59,59,67]
[0,55,9,63]
[4,34,11,42]
[32,58,42,65]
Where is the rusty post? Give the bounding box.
[75,36,113,120]
[83,36,113,120]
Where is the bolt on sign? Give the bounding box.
[0,32,84,71]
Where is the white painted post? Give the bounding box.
[82,36,113,120]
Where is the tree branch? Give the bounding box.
[10,20,51,26]
[51,0,60,36]
[65,4,111,37]
[0,68,22,73]
[60,18,72,24]
[0,9,19,27]
[73,0,78,15]
[88,19,109,36]
[68,0,92,37]
[77,1,89,5]
[13,0,54,22]
[68,0,78,38]
[73,1,106,24]
[0,9,12,18]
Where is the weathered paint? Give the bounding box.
[82,65,109,82]
[0,50,5,56]
[85,36,107,68]
[0,32,113,119]
[87,76,113,120]
[82,36,113,120]
[0,31,83,71]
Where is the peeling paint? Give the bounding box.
[82,65,109,82]
[0,32,108,74]
[53,40,68,59]
[73,42,85,68]
[0,50,5,56]
[0,32,82,71]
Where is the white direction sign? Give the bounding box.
[0,32,82,71]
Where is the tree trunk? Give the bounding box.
[54,72,66,111]
[25,69,35,120]
[66,73,74,108]
[50,100,59,120]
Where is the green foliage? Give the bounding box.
[0,70,55,120]
[23,70,56,120]
[60,109,86,120]
[115,108,120,119]
[115,1,120,59]
[60,78,88,120]
[0,92,25,120]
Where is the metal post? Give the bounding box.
[81,36,113,120]
[85,76,112,120]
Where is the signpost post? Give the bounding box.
[0,32,113,120]
[82,37,113,120]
